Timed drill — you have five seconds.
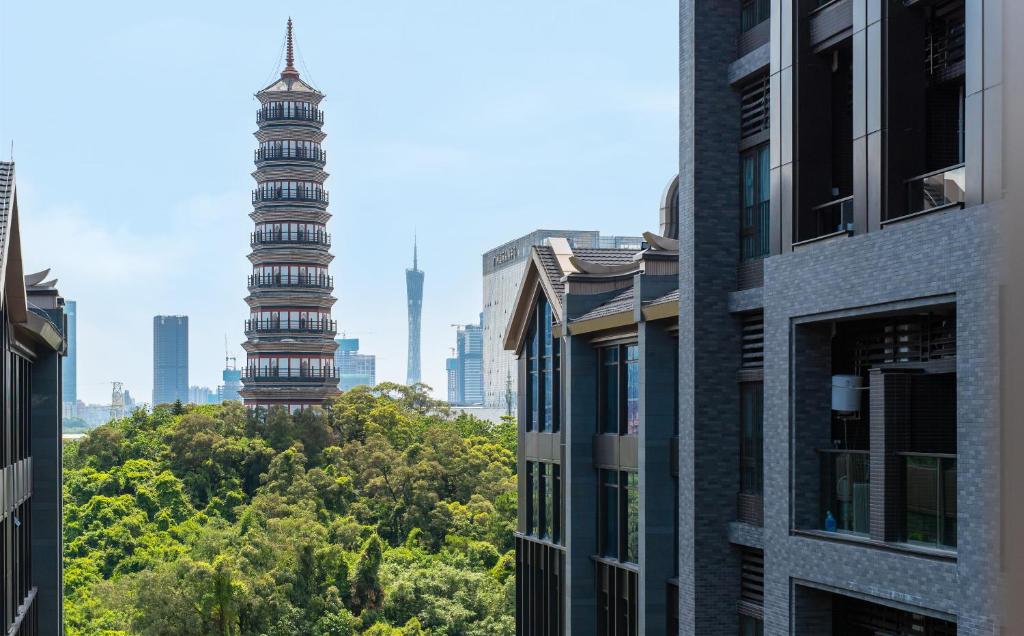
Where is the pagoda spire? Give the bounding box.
[281,17,300,80]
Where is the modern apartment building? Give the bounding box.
[1,162,68,635]
[334,337,376,391]
[483,230,643,411]
[509,0,1007,631]
[240,19,340,411]
[152,315,188,406]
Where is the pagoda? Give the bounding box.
[240,19,340,410]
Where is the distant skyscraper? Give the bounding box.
[153,315,188,405]
[239,19,340,411]
[62,299,77,411]
[449,315,484,405]
[334,338,376,390]
[188,385,215,405]
[218,360,243,402]
[481,230,644,409]
[445,357,458,403]
[406,238,424,385]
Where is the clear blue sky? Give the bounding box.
[0,1,677,404]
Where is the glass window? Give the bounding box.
[600,347,620,434]
[543,463,553,540]
[740,615,764,636]
[625,345,640,435]
[740,0,769,32]
[740,382,764,495]
[741,144,771,261]
[600,469,619,558]
[624,472,639,564]
[531,462,540,536]
[904,455,956,549]
[552,464,561,544]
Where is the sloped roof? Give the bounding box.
[573,287,635,323]
[0,162,12,273]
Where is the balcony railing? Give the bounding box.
[904,163,965,218]
[819,449,870,535]
[251,231,331,247]
[244,368,337,381]
[247,274,333,289]
[901,452,957,549]
[252,189,329,204]
[256,108,324,123]
[802,195,854,243]
[254,148,326,162]
[244,319,337,334]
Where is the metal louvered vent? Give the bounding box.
[741,312,764,369]
[740,549,764,605]
[851,314,956,374]
[925,0,965,83]
[740,75,770,140]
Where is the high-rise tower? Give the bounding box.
[153,315,188,405]
[240,19,340,410]
[405,238,424,385]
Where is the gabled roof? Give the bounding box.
[0,162,27,323]
[503,238,639,353]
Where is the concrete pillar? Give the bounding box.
[30,350,63,635]
[638,322,676,635]
[563,334,598,634]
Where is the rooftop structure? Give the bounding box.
[482,230,643,411]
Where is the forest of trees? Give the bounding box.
[62,384,517,635]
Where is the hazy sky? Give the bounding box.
[0,1,677,404]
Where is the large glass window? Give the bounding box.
[600,469,619,559]
[741,144,770,260]
[740,0,769,32]
[740,382,764,495]
[525,297,559,434]
[598,469,638,564]
[624,472,639,564]
[600,348,620,434]
[903,455,957,549]
[599,344,639,436]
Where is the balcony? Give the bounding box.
[797,196,853,245]
[254,148,326,163]
[256,107,323,123]
[251,231,331,247]
[902,453,956,549]
[247,274,333,290]
[819,449,870,535]
[252,189,329,204]
[901,163,965,220]
[244,368,337,381]
[244,319,337,335]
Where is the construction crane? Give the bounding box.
[109,382,125,421]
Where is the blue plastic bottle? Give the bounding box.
[825,511,837,532]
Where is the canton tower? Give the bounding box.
[240,19,340,410]
[406,238,424,385]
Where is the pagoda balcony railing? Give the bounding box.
[251,231,331,247]
[254,148,326,163]
[252,189,329,204]
[244,319,337,334]
[247,274,333,290]
[244,368,338,381]
[256,108,324,123]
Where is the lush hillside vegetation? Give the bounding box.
[62,385,517,635]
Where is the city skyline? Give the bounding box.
[0,1,676,403]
